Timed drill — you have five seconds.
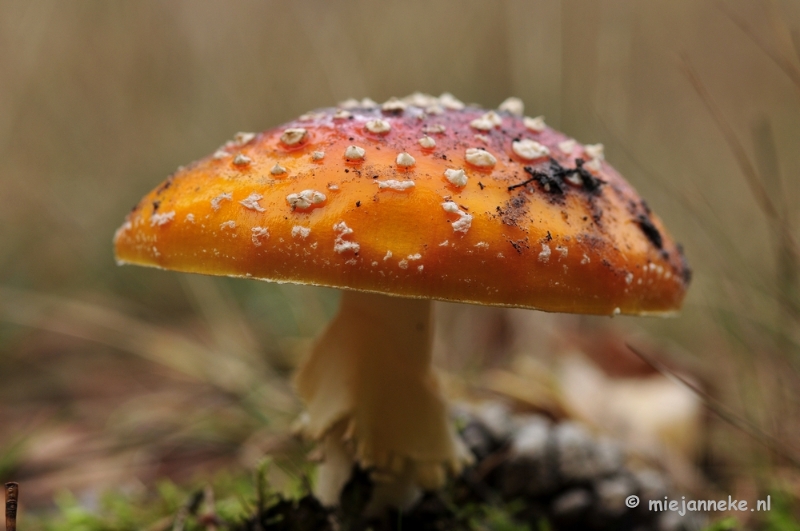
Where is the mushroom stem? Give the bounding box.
[294,290,464,509]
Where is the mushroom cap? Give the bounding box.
[114,95,690,316]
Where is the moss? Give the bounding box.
[21,467,800,531]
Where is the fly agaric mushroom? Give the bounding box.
[114,93,690,510]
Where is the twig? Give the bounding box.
[254,459,270,531]
[172,490,203,531]
[627,344,800,469]
[199,485,219,531]
[507,176,537,191]
[172,504,189,531]
[5,483,18,531]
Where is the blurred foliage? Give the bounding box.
[763,491,800,531]
[26,476,253,531]
[703,517,740,531]
[0,0,799,527]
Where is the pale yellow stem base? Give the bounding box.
[294,290,465,509]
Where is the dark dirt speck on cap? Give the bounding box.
[636,215,663,249]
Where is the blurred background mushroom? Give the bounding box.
[0,1,799,529]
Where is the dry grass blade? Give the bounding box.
[715,1,800,95]
[680,54,777,221]
[751,118,800,322]
[289,2,367,102]
[750,117,787,219]
[0,285,294,409]
[680,54,799,257]
[180,274,266,369]
[627,344,800,469]
[765,0,800,72]
[593,110,771,292]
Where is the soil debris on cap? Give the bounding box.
[636,215,663,249]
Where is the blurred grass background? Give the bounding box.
[0,0,799,521]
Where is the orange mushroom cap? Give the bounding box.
[114,95,690,316]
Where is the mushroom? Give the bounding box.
[114,94,690,511]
